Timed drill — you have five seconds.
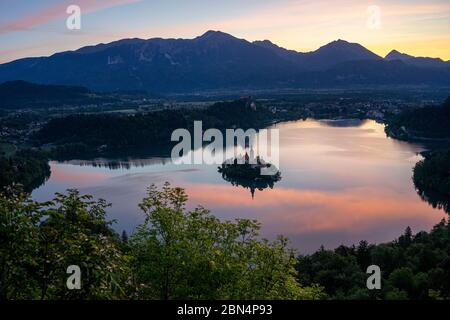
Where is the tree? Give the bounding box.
[130,182,323,300]
[297,249,365,298]
[0,187,129,300]
[121,230,129,243]
[356,240,372,269]
[388,267,415,295]
[37,189,129,299]
[398,226,412,248]
[2,182,449,300]
[0,150,50,192]
[0,185,44,299]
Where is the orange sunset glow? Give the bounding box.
[0,0,449,63]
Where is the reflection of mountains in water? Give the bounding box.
[218,155,281,198]
[57,157,170,170]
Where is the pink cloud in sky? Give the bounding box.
[0,0,141,35]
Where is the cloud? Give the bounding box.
[0,0,141,35]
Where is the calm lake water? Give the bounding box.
[32,119,446,253]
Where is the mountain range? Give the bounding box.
[0,30,449,92]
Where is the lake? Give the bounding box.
[32,119,446,253]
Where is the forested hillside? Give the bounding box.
[33,99,273,157]
[385,97,450,140]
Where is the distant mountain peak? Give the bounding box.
[201,30,225,36]
[387,49,401,55]
[255,39,275,45]
[313,39,381,62]
[333,39,350,44]
[319,39,367,50]
[253,39,282,50]
[385,49,412,60]
[385,49,446,68]
[197,30,236,41]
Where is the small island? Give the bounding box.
[218,151,281,198]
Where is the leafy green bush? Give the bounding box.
[0,183,323,300]
[130,182,322,300]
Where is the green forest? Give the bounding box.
[297,222,450,299]
[385,97,450,141]
[33,99,275,158]
[414,150,450,197]
[0,183,323,300]
[1,183,449,300]
[384,97,450,214]
[413,150,450,213]
[0,149,50,192]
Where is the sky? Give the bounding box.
[0,0,449,64]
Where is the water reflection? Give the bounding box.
[58,157,170,170]
[319,119,366,127]
[32,119,447,253]
[220,173,281,199]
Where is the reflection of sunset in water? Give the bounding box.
[182,183,444,252]
[50,165,111,185]
[33,119,447,253]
